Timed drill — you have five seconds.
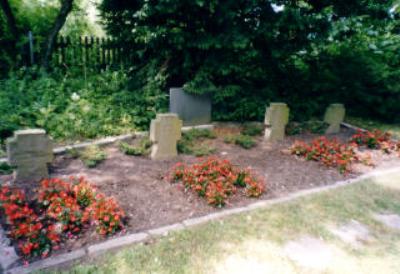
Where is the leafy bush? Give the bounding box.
[99,0,399,124]
[79,145,107,168]
[169,157,265,207]
[119,138,152,156]
[0,162,13,175]
[242,124,264,137]
[0,69,167,143]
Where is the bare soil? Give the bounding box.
[1,124,399,264]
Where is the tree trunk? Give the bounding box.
[41,0,74,70]
[0,0,20,41]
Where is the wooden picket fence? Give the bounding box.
[51,36,133,71]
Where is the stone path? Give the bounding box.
[284,236,334,270]
[328,220,371,248]
[0,228,19,271]
[374,214,400,230]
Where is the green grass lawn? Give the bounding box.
[45,171,400,274]
[346,116,400,139]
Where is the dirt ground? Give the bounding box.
[1,124,399,259]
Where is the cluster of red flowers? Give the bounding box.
[350,130,400,155]
[0,177,125,260]
[290,137,368,173]
[90,194,125,235]
[169,157,265,207]
[0,187,60,259]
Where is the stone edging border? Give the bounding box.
[4,166,400,274]
[0,125,215,164]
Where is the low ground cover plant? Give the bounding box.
[0,162,13,175]
[119,138,152,156]
[79,145,107,168]
[178,129,217,156]
[224,134,256,149]
[286,120,329,136]
[169,157,265,207]
[290,137,370,174]
[0,177,125,261]
[241,123,264,136]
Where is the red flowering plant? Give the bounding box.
[0,177,125,261]
[350,129,399,155]
[0,187,60,259]
[169,157,265,207]
[290,137,368,174]
[38,178,87,234]
[88,194,125,236]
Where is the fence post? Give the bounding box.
[28,31,34,65]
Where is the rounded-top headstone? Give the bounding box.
[324,104,345,134]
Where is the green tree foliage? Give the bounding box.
[0,0,96,73]
[99,0,399,122]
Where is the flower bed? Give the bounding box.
[350,129,400,154]
[289,137,371,174]
[290,129,400,173]
[0,177,125,262]
[168,157,265,207]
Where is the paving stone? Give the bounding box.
[0,228,18,271]
[372,172,400,190]
[87,233,149,256]
[373,214,400,230]
[148,223,185,236]
[328,220,371,247]
[284,236,334,270]
[8,249,85,274]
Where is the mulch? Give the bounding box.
[1,124,399,261]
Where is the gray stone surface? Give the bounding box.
[264,103,289,142]
[6,129,53,182]
[324,104,345,134]
[8,249,85,274]
[87,233,149,256]
[0,228,18,271]
[284,236,334,270]
[148,223,185,236]
[328,220,371,247]
[373,214,400,230]
[169,88,212,126]
[150,113,182,160]
[182,124,214,132]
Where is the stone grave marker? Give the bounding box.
[324,104,345,134]
[150,113,182,160]
[169,87,211,126]
[6,129,53,182]
[264,103,289,142]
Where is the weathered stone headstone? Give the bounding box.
[169,87,211,126]
[324,104,345,134]
[264,103,289,142]
[150,113,182,160]
[6,129,53,182]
